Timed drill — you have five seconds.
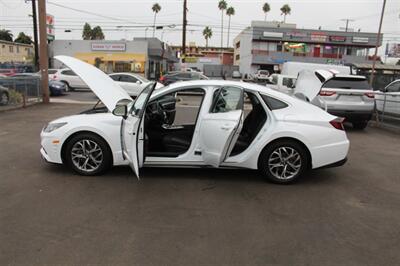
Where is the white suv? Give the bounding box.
[51,68,88,91]
[294,70,375,129]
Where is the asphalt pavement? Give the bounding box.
[0,100,400,265]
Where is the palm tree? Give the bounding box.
[152,3,161,37]
[226,7,235,47]
[280,4,291,23]
[0,29,13,42]
[203,26,213,48]
[218,0,227,48]
[262,3,271,21]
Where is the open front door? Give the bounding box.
[199,86,244,167]
[122,83,157,178]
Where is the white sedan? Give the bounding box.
[40,56,349,184]
[109,72,163,97]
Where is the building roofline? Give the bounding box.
[0,40,33,47]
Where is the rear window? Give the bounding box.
[322,78,370,90]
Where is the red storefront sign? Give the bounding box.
[329,36,346,42]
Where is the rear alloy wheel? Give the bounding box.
[65,133,112,175]
[0,92,9,105]
[259,140,308,184]
[352,121,368,130]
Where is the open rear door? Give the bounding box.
[122,82,157,178]
[199,86,244,167]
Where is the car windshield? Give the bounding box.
[322,78,370,90]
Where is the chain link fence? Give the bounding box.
[0,76,42,110]
[374,92,400,130]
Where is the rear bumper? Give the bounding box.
[315,157,347,170]
[328,110,373,122]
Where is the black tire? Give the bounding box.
[61,81,73,92]
[0,91,9,105]
[352,121,368,130]
[258,140,309,184]
[64,133,112,176]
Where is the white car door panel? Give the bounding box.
[122,83,157,178]
[199,86,244,167]
[200,110,243,166]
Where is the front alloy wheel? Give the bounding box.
[65,133,112,175]
[259,140,308,184]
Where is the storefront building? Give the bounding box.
[234,21,383,75]
[0,40,34,64]
[49,38,177,80]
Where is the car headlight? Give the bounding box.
[43,122,67,133]
[53,85,61,89]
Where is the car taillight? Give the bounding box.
[330,117,345,131]
[364,92,375,98]
[319,90,336,96]
[159,76,165,83]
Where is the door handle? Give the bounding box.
[221,125,232,130]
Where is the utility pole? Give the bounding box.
[31,0,39,71]
[370,0,386,86]
[38,0,49,103]
[181,0,187,60]
[340,18,354,32]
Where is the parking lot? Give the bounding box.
[1,96,400,265]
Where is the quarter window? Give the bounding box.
[261,94,288,110]
[211,87,243,113]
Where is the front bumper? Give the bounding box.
[40,131,63,164]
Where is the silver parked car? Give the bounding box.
[294,70,374,129]
[375,79,400,116]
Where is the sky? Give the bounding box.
[0,0,399,56]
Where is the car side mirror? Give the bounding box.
[112,105,128,119]
[136,80,141,85]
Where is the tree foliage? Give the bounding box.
[203,26,213,47]
[82,23,92,40]
[152,3,161,13]
[14,32,32,44]
[0,29,13,42]
[81,23,105,40]
[263,3,271,21]
[280,4,291,22]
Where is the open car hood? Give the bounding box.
[55,56,132,111]
[293,69,334,101]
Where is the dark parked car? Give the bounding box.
[8,73,66,96]
[159,71,209,85]
[48,80,67,96]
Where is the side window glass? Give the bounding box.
[120,75,137,83]
[211,87,243,113]
[110,75,120,81]
[386,82,400,93]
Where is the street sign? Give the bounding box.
[46,14,55,41]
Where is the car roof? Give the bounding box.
[153,79,295,101]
